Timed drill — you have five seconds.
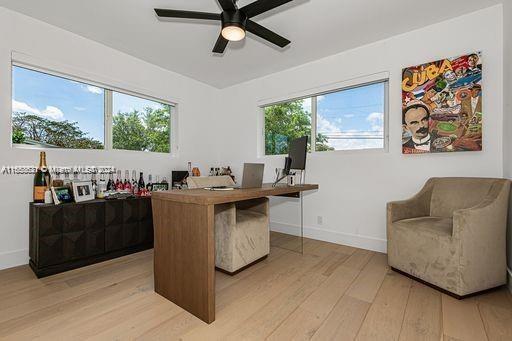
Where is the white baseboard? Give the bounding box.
[0,248,29,271]
[270,221,387,253]
[508,268,512,294]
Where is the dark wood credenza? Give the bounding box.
[29,197,153,278]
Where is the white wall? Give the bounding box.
[503,1,512,292]
[0,7,221,270]
[216,5,504,252]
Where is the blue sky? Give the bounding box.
[303,82,385,150]
[12,66,167,143]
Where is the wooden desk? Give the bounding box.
[151,184,318,323]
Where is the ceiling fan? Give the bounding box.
[154,0,293,53]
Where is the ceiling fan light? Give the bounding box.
[221,25,246,41]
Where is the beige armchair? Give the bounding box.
[187,176,270,274]
[387,177,510,298]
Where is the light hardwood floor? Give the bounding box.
[1,232,511,340]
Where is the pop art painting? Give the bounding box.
[402,52,482,154]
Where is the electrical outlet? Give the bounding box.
[317,216,323,225]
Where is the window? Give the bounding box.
[113,92,171,153]
[263,80,387,155]
[12,66,105,149]
[11,64,175,153]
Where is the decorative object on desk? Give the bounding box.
[188,161,192,176]
[97,173,106,199]
[192,167,201,177]
[33,151,51,203]
[402,52,482,154]
[152,183,169,192]
[287,171,296,186]
[44,189,53,204]
[51,186,73,205]
[72,181,95,203]
[172,171,189,189]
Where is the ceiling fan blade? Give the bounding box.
[154,9,220,20]
[246,20,290,48]
[213,34,229,53]
[241,0,293,18]
[217,0,237,11]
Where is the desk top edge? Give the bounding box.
[151,184,318,205]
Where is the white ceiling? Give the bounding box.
[0,0,503,88]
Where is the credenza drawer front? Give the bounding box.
[39,235,63,267]
[85,228,104,256]
[63,231,87,261]
[38,206,63,236]
[63,205,85,233]
[85,203,105,230]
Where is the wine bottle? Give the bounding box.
[33,152,50,203]
[138,172,145,190]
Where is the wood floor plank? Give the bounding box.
[478,300,512,340]
[267,264,360,340]
[176,251,327,340]
[345,252,389,303]
[224,252,350,340]
[342,249,374,271]
[398,281,442,341]
[442,294,488,341]
[311,295,370,341]
[356,270,412,341]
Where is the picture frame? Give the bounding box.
[51,186,74,205]
[151,183,169,192]
[72,181,95,203]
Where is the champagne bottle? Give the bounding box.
[33,152,50,203]
[147,174,153,192]
[132,170,138,195]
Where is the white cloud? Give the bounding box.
[13,100,40,115]
[41,106,65,120]
[74,106,86,111]
[317,113,340,134]
[12,100,64,120]
[317,95,325,102]
[85,85,102,95]
[366,112,384,132]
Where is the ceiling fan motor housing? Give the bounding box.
[221,10,247,31]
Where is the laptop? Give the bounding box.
[238,163,265,189]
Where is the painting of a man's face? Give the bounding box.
[404,106,430,139]
[468,55,479,68]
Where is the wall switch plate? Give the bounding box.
[317,216,323,225]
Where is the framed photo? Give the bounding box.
[51,186,74,205]
[151,183,169,192]
[72,181,95,203]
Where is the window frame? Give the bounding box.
[10,61,178,155]
[260,77,389,156]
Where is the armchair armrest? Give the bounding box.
[452,180,510,238]
[387,178,435,223]
[451,180,510,293]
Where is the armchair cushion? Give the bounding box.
[394,216,452,237]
